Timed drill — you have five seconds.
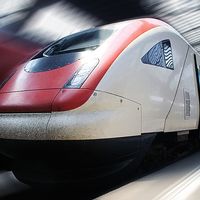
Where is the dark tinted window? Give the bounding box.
[42,28,113,56]
[24,52,83,73]
[141,40,174,70]
[25,28,113,72]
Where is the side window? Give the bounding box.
[141,40,174,70]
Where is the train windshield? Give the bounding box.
[25,28,114,72]
[42,28,114,56]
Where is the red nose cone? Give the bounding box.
[0,61,81,93]
[0,57,82,113]
[0,89,60,113]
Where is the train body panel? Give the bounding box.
[96,26,189,133]
[164,47,200,132]
[0,113,51,140]
[47,90,141,140]
[0,91,141,140]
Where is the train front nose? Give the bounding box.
[0,53,87,113]
[0,52,98,141]
[0,90,60,113]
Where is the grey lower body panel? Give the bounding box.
[0,113,51,140]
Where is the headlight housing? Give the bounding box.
[64,58,99,88]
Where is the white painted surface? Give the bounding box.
[164,47,200,132]
[96,151,200,200]
[48,90,141,140]
[0,91,141,140]
[96,26,189,133]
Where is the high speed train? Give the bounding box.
[0,18,199,184]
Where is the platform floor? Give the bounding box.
[96,151,200,200]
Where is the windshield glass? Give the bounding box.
[25,27,114,72]
[42,28,114,56]
[24,52,83,72]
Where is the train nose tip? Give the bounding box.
[0,89,60,113]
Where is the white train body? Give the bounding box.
[96,24,200,136]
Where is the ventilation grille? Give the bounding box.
[184,90,190,119]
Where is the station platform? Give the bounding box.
[96,151,200,200]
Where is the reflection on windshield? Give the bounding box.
[42,28,114,56]
[25,52,83,73]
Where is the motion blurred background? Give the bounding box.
[0,0,200,198]
[1,0,200,70]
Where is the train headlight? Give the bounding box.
[64,58,99,88]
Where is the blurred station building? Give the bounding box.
[1,0,200,65]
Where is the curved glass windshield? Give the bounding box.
[42,28,114,56]
[25,27,114,72]
[24,52,83,72]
